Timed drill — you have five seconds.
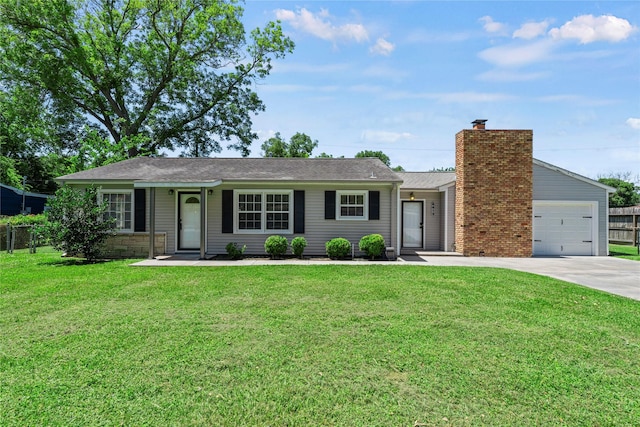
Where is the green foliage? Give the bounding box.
[291,236,307,258]
[261,132,318,158]
[0,156,22,188]
[264,235,288,258]
[1,214,47,226]
[43,186,116,261]
[325,237,351,259]
[598,177,640,207]
[359,234,386,259]
[355,150,391,166]
[225,242,246,260]
[355,150,404,171]
[0,0,294,162]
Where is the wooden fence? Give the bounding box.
[609,206,640,246]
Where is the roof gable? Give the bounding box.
[533,158,615,192]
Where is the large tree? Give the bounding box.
[261,132,318,158]
[0,0,294,160]
[0,82,82,192]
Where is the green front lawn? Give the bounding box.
[610,243,640,261]
[1,250,639,426]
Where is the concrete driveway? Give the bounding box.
[402,255,640,301]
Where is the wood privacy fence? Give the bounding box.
[609,206,640,246]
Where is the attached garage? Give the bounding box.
[533,159,614,256]
[533,201,597,256]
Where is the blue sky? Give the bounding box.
[227,1,639,180]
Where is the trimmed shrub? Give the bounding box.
[291,236,307,258]
[359,234,386,259]
[264,235,288,258]
[225,242,246,260]
[325,237,351,259]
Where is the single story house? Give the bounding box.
[0,183,53,216]
[56,121,615,258]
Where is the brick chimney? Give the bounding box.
[455,120,533,257]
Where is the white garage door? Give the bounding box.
[533,202,595,256]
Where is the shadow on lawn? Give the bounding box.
[40,258,114,267]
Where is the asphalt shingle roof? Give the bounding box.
[395,172,456,189]
[57,157,403,183]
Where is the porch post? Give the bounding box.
[200,187,206,259]
[148,187,156,259]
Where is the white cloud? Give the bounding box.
[626,118,640,129]
[275,8,369,43]
[513,20,551,40]
[549,15,636,44]
[370,37,395,56]
[479,16,507,34]
[478,39,554,67]
[361,130,415,144]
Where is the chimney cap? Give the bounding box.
[472,119,488,126]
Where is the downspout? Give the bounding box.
[443,187,449,252]
[200,187,206,260]
[148,187,156,259]
[395,183,401,254]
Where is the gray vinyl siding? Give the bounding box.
[439,186,456,252]
[206,184,395,257]
[533,163,609,255]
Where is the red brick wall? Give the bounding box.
[455,129,533,257]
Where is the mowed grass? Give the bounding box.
[1,250,639,426]
[610,244,640,261]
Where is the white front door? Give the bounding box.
[403,201,423,248]
[179,193,201,250]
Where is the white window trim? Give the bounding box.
[99,189,134,233]
[336,190,368,220]
[234,189,294,234]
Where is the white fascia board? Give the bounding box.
[133,180,222,188]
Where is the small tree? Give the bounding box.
[44,186,116,261]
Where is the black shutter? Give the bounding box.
[222,190,233,233]
[325,191,336,220]
[294,190,305,233]
[369,191,380,220]
[134,189,146,232]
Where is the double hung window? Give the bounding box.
[236,190,292,233]
[100,191,133,231]
[337,190,367,220]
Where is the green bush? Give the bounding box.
[359,234,386,259]
[291,236,307,258]
[325,237,351,259]
[225,242,246,260]
[264,235,288,258]
[42,186,116,262]
[1,214,47,226]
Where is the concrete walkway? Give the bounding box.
[132,255,640,301]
